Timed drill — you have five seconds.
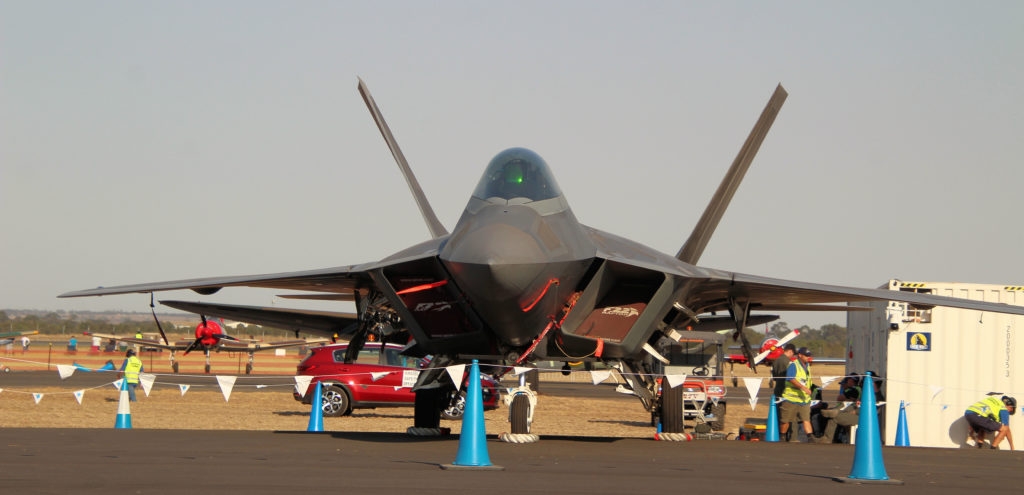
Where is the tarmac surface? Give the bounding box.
[4,428,1022,494]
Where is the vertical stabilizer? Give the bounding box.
[676,84,787,264]
[358,78,449,239]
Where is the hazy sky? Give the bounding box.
[3,2,1022,330]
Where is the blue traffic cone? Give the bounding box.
[834,372,903,484]
[307,382,324,432]
[765,395,779,442]
[442,360,503,470]
[115,379,132,429]
[894,400,910,447]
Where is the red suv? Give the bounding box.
[293,342,500,419]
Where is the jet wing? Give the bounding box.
[216,337,330,352]
[83,332,182,351]
[58,236,447,299]
[161,300,359,339]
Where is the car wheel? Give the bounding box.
[659,379,685,433]
[441,390,466,420]
[244,363,252,375]
[510,394,530,434]
[321,385,351,417]
[709,402,727,431]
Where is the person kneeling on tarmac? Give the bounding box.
[965,395,1016,450]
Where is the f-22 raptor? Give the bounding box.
[61,80,1024,436]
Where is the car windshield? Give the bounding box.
[471,148,562,202]
[332,345,415,367]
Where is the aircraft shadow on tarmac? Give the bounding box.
[271,411,412,419]
[272,431,626,444]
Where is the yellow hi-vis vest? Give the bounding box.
[781,360,811,404]
[967,396,1006,422]
[124,356,143,384]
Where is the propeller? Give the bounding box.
[752,328,801,365]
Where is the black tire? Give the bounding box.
[204,364,211,374]
[171,362,179,374]
[244,363,252,375]
[441,390,466,420]
[321,385,351,417]
[660,380,685,433]
[414,388,443,428]
[709,402,727,431]
[510,394,530,434]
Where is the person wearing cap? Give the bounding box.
[778,347,815,442]
[964,395,1016,450]
[118,349,144,402]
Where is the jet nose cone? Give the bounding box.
[443,223,548,298]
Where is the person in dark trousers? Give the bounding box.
[118,349,144,402]
[965,395,1016,450]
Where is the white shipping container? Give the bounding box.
[847,280,1021,449]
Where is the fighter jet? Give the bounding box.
[61,80,1024,436]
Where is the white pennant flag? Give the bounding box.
[876,401,887,407]
[810,400,820,407]
[929,385,944,401]
[57,364,76,380]
[0,388,4,394]
[112,379,124,391]
[590,370,611,385]
[216,375,236,402]
[255,385,268,389]
[294,376,313,396]
[711,397,720,406]
[139,373,156,397]
[402,370,420,388]
[842,401,852,410]
[819,376,840,390]
[73,390,84,404]
[179,384,191,396]
[665,374,687,389]
[748,397,758,411]
[513,366,532,376]
[445,364,466,392]
[33,393,44,404]
[742,377,763,400]
[371,372,389,382]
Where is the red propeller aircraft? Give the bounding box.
[85,315,327,374]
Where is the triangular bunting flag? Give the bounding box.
[179,384,190,396]
[819,375,840,390]
[810,400,820,407]
[139,373,156,397]
[742,377,763,400]
[255,385,268,389]
[371,372,389,382]
[445,364,466,392]
[748,397,758,411]
[590,370,611,385]
[294,376,312,396]
[57,364,76,380]
[112,379,124,391]
[402,370,420,388]
[842,401,852,409]
[33,393,44,404]
[929,385,944,401]
[876,401,886,407]
[73,390,84,404]
[711,397,719,406]
[394,386,403,391]
[665,374,687,389]
[513,366,532,376]
[216,375,236,402]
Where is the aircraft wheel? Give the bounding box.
[709,402,727,431]
[414,388,443,428]
[172,362,179,374]
[440,390,466,420]
[510,394,530,434]
[321,385,351,417]
[2,366,10,373]
[660,379,685,433]
[245,363,253,375]
[204,364,211,374]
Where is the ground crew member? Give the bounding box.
[119,349,144,402]
[965,395,1016,450]
[778,347,815,442]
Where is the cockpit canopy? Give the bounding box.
[472,148,563,202]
